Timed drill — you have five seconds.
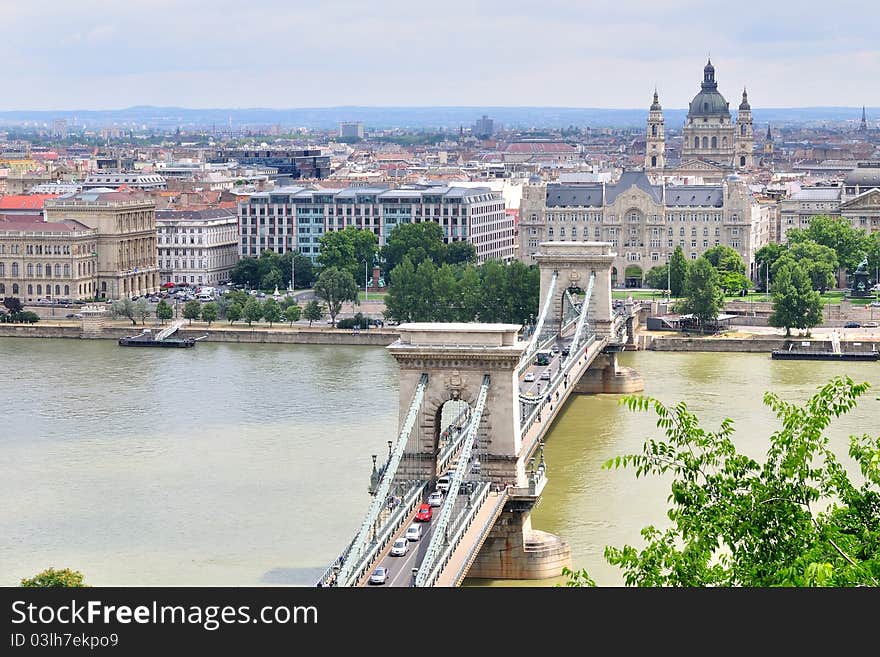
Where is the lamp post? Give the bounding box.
[364,259,369,301]
[666,253,671,301]
[290,251,295,294]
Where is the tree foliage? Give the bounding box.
[380,222,447,276]
[200,302,218,326]
[668,245,688,297]
[769,260,823,336]
[314,266,359,327]
[155,299,173,323]
[226,302,242,324]
[111,298,139,326]
[775,241,837,292]
[182,300,202,324]
[564,376,880,587]
[303,299,324,326]
[281,303,301,326]
[644,264,668,291]
[677,257,723,330]
[261,298,282,327]
[21,567,88,587]
[242,297,263,326]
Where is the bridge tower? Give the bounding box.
[535,241,615,338]
[387,323,527,487]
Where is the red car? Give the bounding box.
[415,503,433,522]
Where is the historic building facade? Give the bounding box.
[0,216,98,301]
[156,208,240,286]
[518,171,772,285]
[646,59,754,179]
[44,190,160,299]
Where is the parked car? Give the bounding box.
[390,537,409,556]
[427,490,444,507]
[844,322,861,328]
[369,566,388,585]
[415,503,432,522]
[862,321,879,328]
[405,524,423,541]
[524,372,535,383]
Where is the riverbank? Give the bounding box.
[0,320,401,346]
[643,327,880,353]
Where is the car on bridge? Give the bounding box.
[369,566,388,585]
[428,490,444,507]
[405,524,423,541]
[540,370,551,381]
[415,504,433,522]
[390,537,409,556]
[523,372,535,382]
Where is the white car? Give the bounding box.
[390,537,409,556]
[405,524,422,541]
[369,566,388,585]
[540,370,551,381]
[524,372,535,382]
[427,490,444,507]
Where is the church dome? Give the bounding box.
[688,59,730,118]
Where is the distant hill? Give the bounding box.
[0,105,873,130]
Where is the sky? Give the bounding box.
[2,0,878,111]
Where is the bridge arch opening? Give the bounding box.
[624,265,643,288]
[433,398,472,474]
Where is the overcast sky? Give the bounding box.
[3,0,877,110]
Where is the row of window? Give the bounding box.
[0,283,72,296]
[0,262,71,277]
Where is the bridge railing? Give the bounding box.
[333,373,428,586]
[415,375,490,587]
[436,408,475,475]
[520,271,558,368]
[335,481,427,587]
[417,481,494,588]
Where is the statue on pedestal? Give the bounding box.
[850,255,871,298]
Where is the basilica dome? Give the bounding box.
[687,59,730,119]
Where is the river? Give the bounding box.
[1,339,877,587]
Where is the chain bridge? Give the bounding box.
[317,242,645,587]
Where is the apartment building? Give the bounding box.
[156,208,239,286]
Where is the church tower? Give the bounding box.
[859,106,868,132]
[762,123,774,166]
[645,89,665,172]
[734,88,754,169]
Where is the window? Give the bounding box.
[11,262,18,276]
[702,137,708,149]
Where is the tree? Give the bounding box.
[155,300,173,324]
[563,376,880,587]
[134,298,150,325]
[380,221,446,276]
[445,241,477,266]
[769,261,823,337]
[478,259,508,323]
[3,297,24,315]
[200,302,218,326]
[260,269,282,292]
[644,264,669,291]
[775,241,837,292]
[794,214,867,276]
[303,299,323,326]
[317,229,356,278]
[383,257,419,324]
[457,265,484,322]
[182,300,202,325]
[678,257,723,331]
[230,257,261,288]
[243,297,263,327]
[702,244,746,274]
[504,261,539,325]
[279,251,316,289]
[281,303,301,326]
[112,298,138,326]
[21,567,88,587]
[226,302,243,325]
[668,245,688,297]
[754,242,787,291]
[262,298,282,327]
[314,266,358,327]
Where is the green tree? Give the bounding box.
[478,259,508,323]
[563,376,880,587]
[281,303,302,326]
[279,251,316,289]
[303,299,323,326]
[644,264,669,291]
[262,298,282,327]
[134,298,150,325]
[230,257,261,288]
[384,257,418,324]
[257,249,281,287]
[769,261,823,337]
[792,214,867,276]
[200,302,218,326]
[702,244,746,274]
[506,261,540,325]
[380,221,446,276]
[182,300,202,325]
[668,245,688,297]
[111,298,138,326]
[774,241,837,292]
[155,299,173,324]
[260,269,282,292]
[445,241,477,266]
[242,297,263,327]
[316,229,356,276]
[226,302,243,324]
[457,265,484,322]
[21,567,87,587]
[754,242,787,291]
[431,263,460,321]
[678,257,723,331]
[314,266,359,328]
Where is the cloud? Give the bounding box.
[0,0,876,109]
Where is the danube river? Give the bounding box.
[1,338,877,587]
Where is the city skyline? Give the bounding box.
[1,0,878,111]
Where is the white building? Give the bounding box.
[156,208,239,286]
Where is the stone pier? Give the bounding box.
[79,304,108,339]
[574,350,644,394]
